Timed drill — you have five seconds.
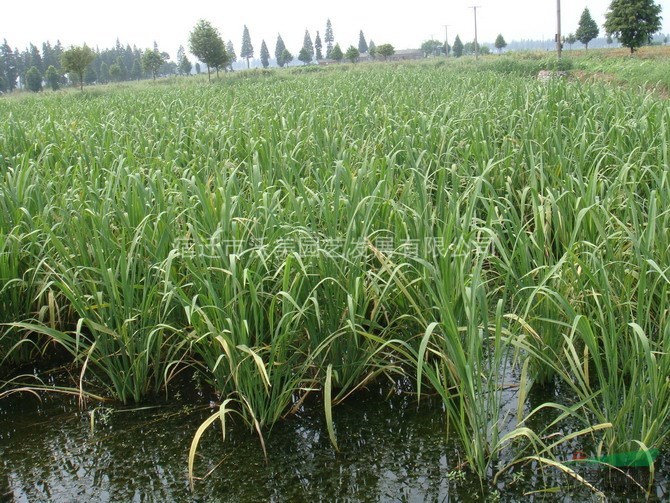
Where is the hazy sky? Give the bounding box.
[1,1,668,60]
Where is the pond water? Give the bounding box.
[0,377,666,502]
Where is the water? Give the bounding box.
[0,380,666,502]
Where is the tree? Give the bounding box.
[302,30,314,63]
[109,64,122,81]
[377,43,395,60]
[453,35,464,57]
[345,46,360,63]
[494,34,507,53]
[84,66,97,85]
[358,30,368,54]
[241,25,254,68]
[189,19,229,81]
[25,66,42,92]
[99,62,110,83]
[226,41,237,70]
[565,33,577,50]
[178,46,193,75]
[275,34,287,67]
[61,44,95,90]
[606,33,614,46]
[45,65,60,91]
[368,40,376,58]
[325,19,334,58]
[1,40,18,91]
[142,48,166,80]
[195,62,201,74]
[331,43,343,63]
[315,31,323,60]
[131,59,142,80]
[576,8,599,49]
[260,40,270,68]
[421,39,444,57]
[605,0,662,54]
[280,49,293,66]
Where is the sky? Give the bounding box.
[1,0,668,60]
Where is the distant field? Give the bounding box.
[1,61,669,496]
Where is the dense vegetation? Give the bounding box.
[1,61,669,496]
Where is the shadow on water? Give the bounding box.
[0,379,667,502]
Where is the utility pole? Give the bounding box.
[556,0,562,58]
[443,24,450,57]
[470,6,481,61]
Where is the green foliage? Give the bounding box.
[275,35,287,68]
[576,8,600,49]
[494,34,507,53]
[241,25,254,68]
[25,66,42,92]
[376,43,394,59]
[3,56,670,497]
[421,39,444,57]
[301,29,314,64]
[331,43,343,62]
[358,30,368,54]
[344,45,360,63]
[61,44,95,90]
[131,59,142,80]
[188,19,229,81]
[453,35,464,57]
[141,49,166,80]
[314,31,323,60]
[298,47,311,65]
[260,40,270,69]
[325,19,334,58]
[45,65,60,91]
[605,0,663,53]
[280,49,293,66]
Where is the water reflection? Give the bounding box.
[0,387,666,502]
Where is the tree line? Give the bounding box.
[0,0,664,93]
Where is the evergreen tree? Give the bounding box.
[565,33,577,50]
[226,41,237,70]
[28,44,43,74]
[315,31,323,60]
[195,62,201,74]
[84,66,97,84]
[325,19,334,58]
[494,34,507,53]
[189,19,229,80]
[100,62,110,82]
[275,34,287,67]
[453,35,464,57]
[576,7,599,49]
[109,63,122,81]
[331,43,343,63]
[45,65,61,91]
[132,59,142,80]
[260,40,270,68]
[241,25,254,68]
[25,66,42,92]
[115,56,126,80]
[1,40,18,91]
[302,30,314,63]
[358,31,368,54]
[61,44,95,90]
[605,0,662,54]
